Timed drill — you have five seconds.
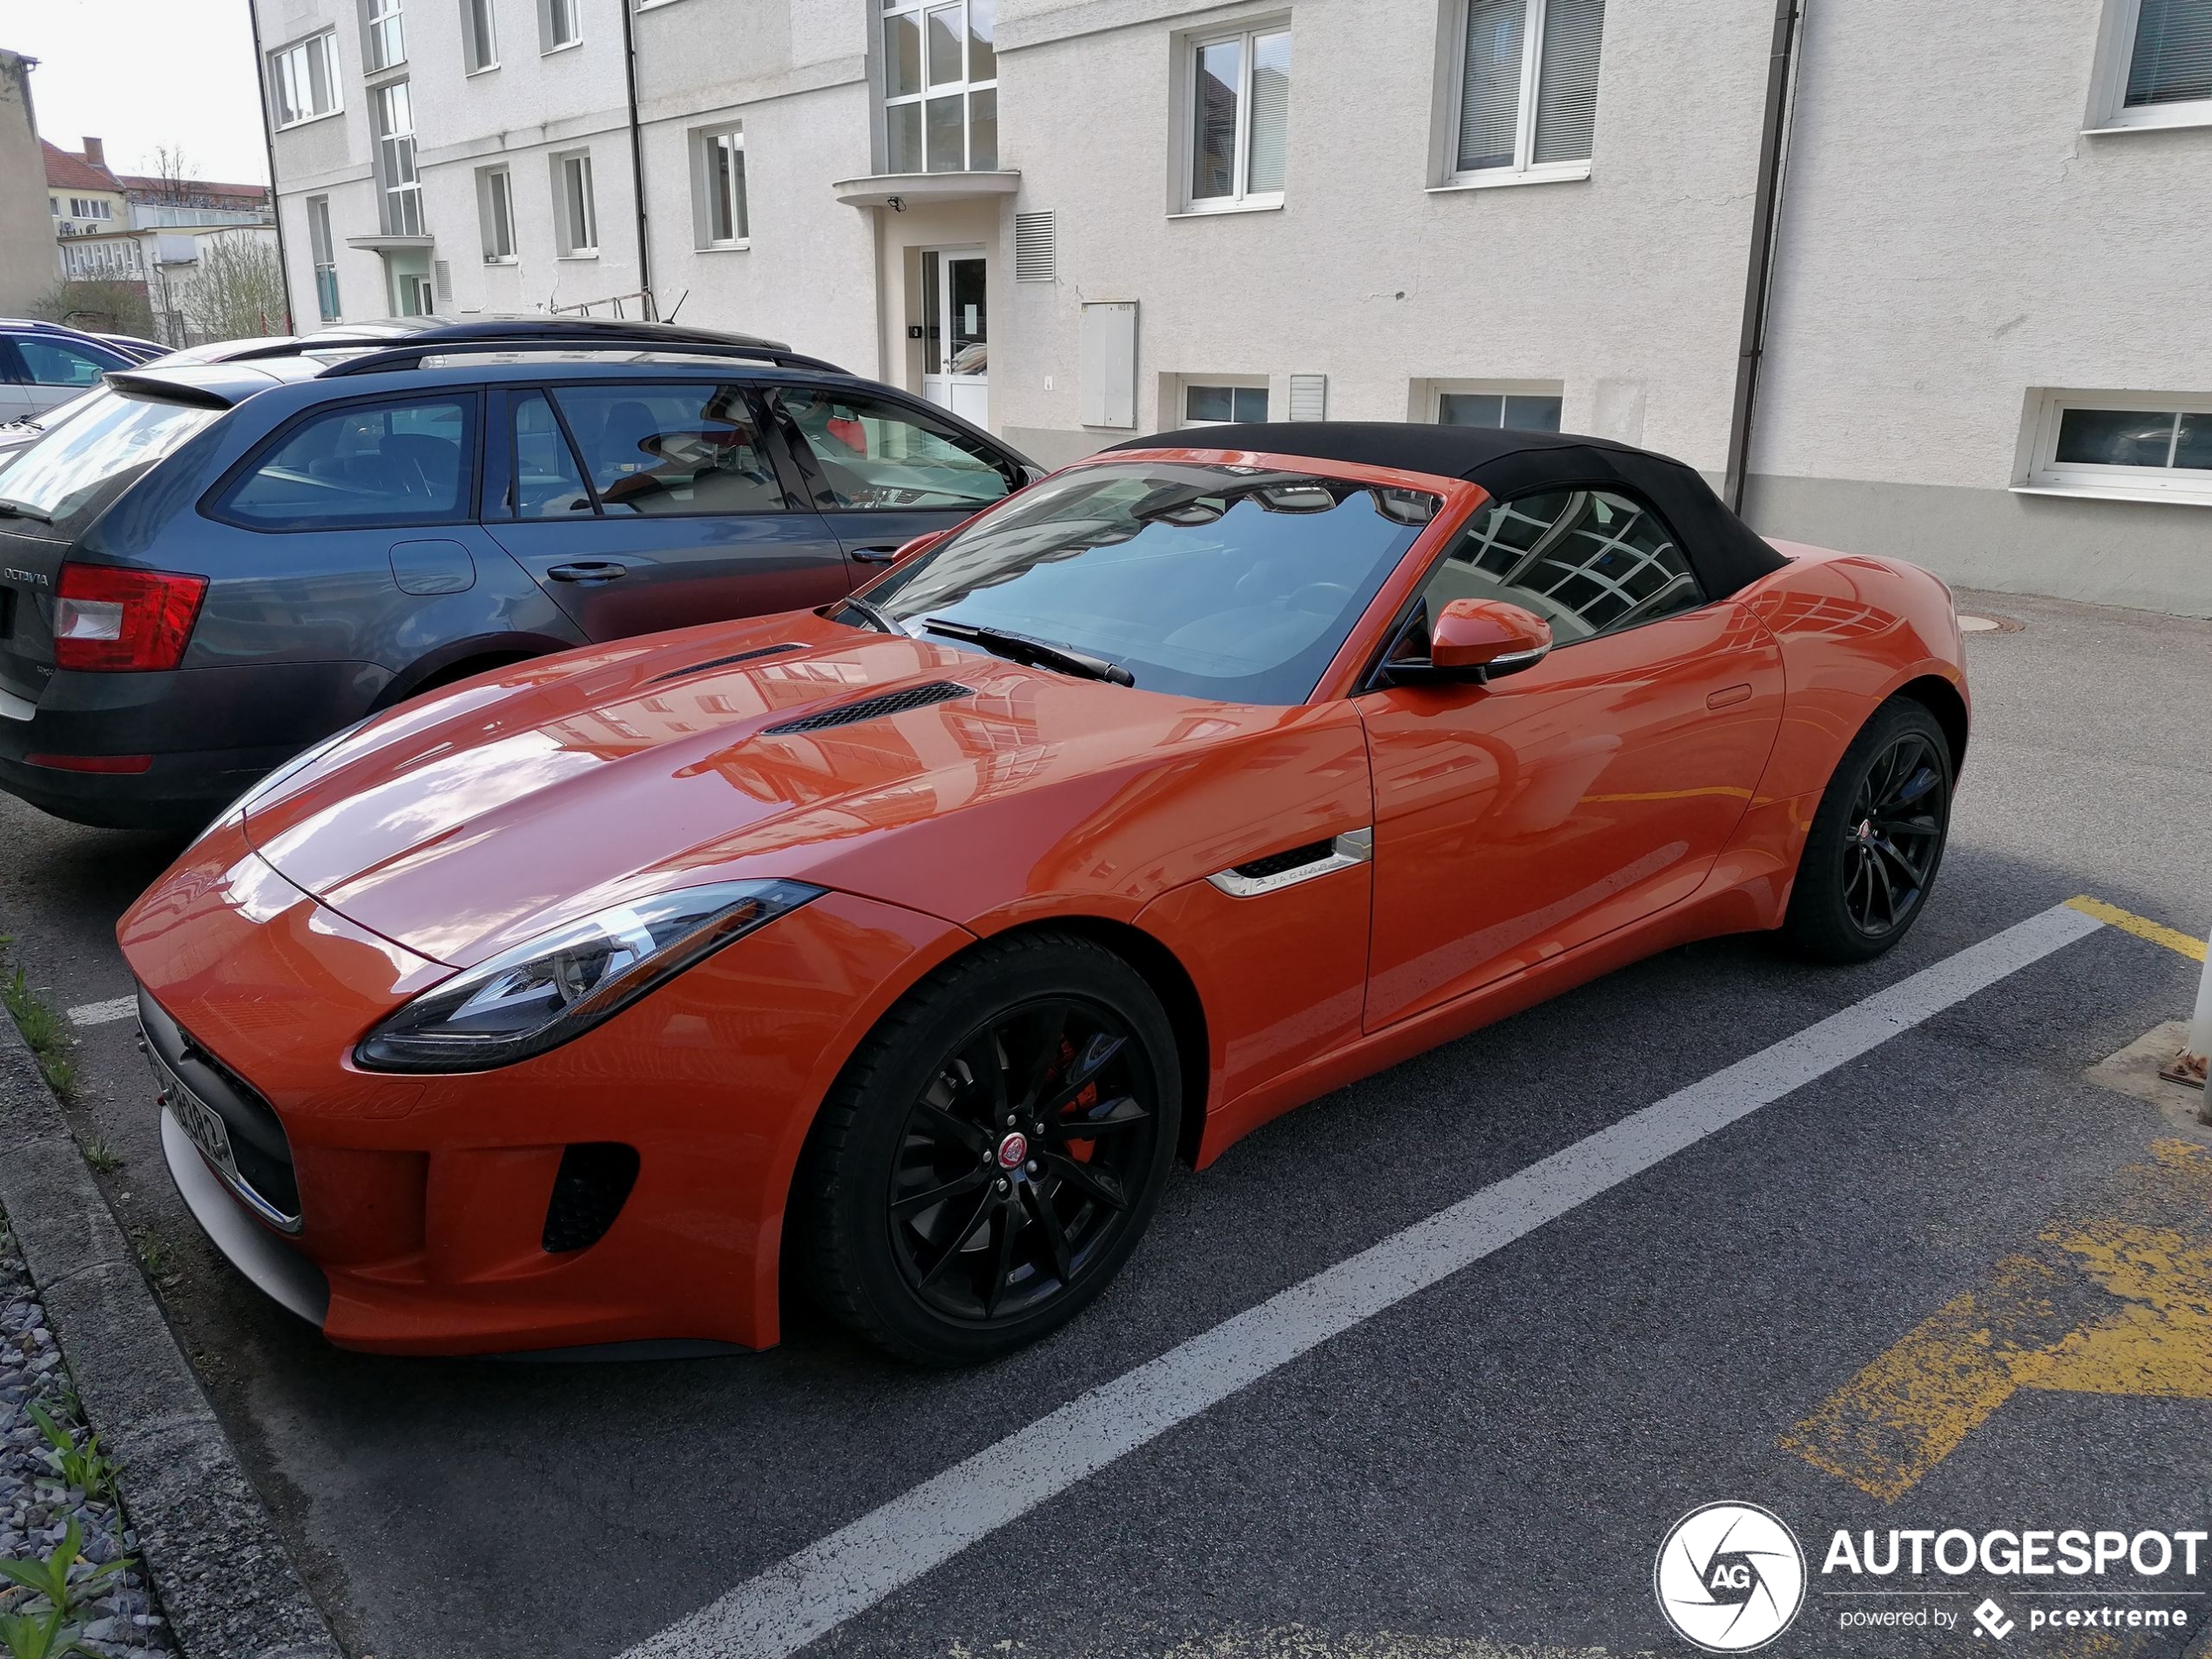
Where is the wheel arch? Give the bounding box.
[1892,672,1969,775]
[373,632,573,710]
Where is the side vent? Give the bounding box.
[1207,827,1373,898]
[762,680,973,736]
[1015,211,1056,282]
[646,642,799,685]
[543,1143,640,1253]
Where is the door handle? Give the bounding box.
[850,545,902,564]
[1706,683,1754,710]
[547,560,627,583]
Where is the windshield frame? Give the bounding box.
[858,447,1487,708]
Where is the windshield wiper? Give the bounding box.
[922,617,1135,687]
[0,497,52,523]
[834,594,900,635]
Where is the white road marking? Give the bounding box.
[67,996,138,1028]
[621,900,2107,1659]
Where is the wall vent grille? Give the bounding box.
[1015,211,1056,282]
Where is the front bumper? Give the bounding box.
[119,823,972,1355]
[160,1107,328,1326]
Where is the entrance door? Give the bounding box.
[920,249,988,425]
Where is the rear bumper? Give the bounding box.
[0,659,388,828]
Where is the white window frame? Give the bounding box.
[554,150,598,257]
[373,80,423,236]
[461,0,499,72]
[2017,388,2212,505]
[307,196,342,321]
[1178,21,1291,214]
[478,165,516,261]
[691,125,750,249]
[1436,0,1596,190]
[362,0,407,72]
[880,0,999,173]
[2086,0,2212,132]
[1422,377,1566,428]
[1178,375,1271,425]
[541,0,582,51]
[269,30,343,129]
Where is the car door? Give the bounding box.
[1358,484,1784,1031]
[483,381,853,641]
[13,336,128,417]
[764,383,1025,577]
[0,341,36,424]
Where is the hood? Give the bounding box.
[242,613,1341,968]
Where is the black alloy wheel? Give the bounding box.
[1785,697,1954,962]
[798,931,1181,1365]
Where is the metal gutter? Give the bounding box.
[1723,0,1804,515]
[621,0,654,318]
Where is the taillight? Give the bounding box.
[52,564,207,672]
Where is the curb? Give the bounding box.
[0,1007,341,1659]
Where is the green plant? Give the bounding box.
[25,1404,118,1500]
[130,1226,174,1285]
[78,1138,119,1176]
[0,1605,85,1659]
[1,968,76,1099]
[0,1521,123,1624]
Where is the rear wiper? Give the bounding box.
[834,594,900,635]
[922,617,1135,687]
[0,497,51,523]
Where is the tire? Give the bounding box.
[795,930,1182,1366]
[1784,697,1955,963]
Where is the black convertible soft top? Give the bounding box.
[1105,421,1790,602]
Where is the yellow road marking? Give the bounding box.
[2067,896,2208,962]
[1783,1141,2212,1500]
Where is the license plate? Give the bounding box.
[151,1043,240,1186]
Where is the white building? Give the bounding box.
[255,0,2212,615]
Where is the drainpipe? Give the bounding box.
[245,0,297,334]
[1722,0,1804,516]
[621,0,653,319]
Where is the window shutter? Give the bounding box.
[2128,0,2212,105]
[1458,0,1526,171]
[1288,374,1326,421]
[1533,0,1605,164]
[1015,210,1055,281]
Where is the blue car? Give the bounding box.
[0,315,1038,829]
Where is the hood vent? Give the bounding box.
[762,680,974,736]
[646,642,799,685]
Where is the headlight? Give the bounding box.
[354,880,823,1073]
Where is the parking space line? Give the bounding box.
[621,900,2104,1659]
[66,995,138,1028]
[2067,896,2207,962]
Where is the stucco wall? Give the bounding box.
[0,51,57,314]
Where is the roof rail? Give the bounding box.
[219,318,846,376]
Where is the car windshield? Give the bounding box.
[0,391,219,524]
[864,462,1440,705]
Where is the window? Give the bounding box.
[554,152,597,255]
[882,0,997,172]
[307,197,341,321]
[395,273,434,314]
[509,393,593,517]
[64,197,113,221]
[363,0,406,71]
[1184,381,1269,423]
[1403,487,1700,651]
[374,81,423,235]
[222,398,476,529]
[16,340,121,388]
[2094,0,2212,128]
[0,392,219,527]
[1437,388,1562,430]
[542,0,581,51]
[462,0,498,71]
[269,31,342,127]
[772,387,1015,509]
[2024,392,2212,502]
[478,167,516,261]
[1185,24,1291,208]
[1450,0,1604,183]
[694,126,749,246]
[543,385,787,516]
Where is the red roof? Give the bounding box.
[114,174,269,205]
[43,140,121,194]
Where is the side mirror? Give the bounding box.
[1388,597,1553,685]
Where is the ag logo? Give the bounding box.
[1654,1501,1807,1652]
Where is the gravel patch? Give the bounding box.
[0,1220,175,1659]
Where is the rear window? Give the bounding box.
[0,390,219,526]
[220,396,476,529]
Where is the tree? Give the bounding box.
[149,143,193,207]
[179,233,290,342]
[29,279,157,341]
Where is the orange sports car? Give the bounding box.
[118,422,1966,1365]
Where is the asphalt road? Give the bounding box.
[0,587,2207,1659]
